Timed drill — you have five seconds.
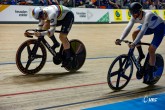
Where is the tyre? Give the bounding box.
[107,54,133,91]
[64,39,86,72]
[16,39,47,75]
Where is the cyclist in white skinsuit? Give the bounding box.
[115,2,165,82]
[26,5,74,67]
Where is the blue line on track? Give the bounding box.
[83,92,165,110]
[35,87,165,110]
[1,53,165,66]
[0,56,117,66]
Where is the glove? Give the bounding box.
[24,32,34,37]
[24,32,30,37]
[115,39,122,45]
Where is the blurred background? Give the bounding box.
[0,0,165,9]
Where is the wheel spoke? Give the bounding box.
[110,71,119,77]
[27,45,31,55]
[25,59,32,69]
[121,74,129,80]
[35,54,43,59]
[116,75,121,88]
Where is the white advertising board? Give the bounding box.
[0,5,37,21]
[0,5,164,23]
[71,8,110,23]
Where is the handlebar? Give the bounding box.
[120,40,132,44]
[25,29,62,38]
[26,29,62,33]
[118,39,150,46]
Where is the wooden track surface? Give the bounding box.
[0,24,165,110]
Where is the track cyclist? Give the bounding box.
[115,2,165,82]
[25,5,74,67]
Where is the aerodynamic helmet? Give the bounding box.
[32,7,43,20]
[129,2,142,15]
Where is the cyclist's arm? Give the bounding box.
[25,20,44,36]
[38,20,44,30]
[119,17,135,40]
[40,13,57,37]
[133,14,151,45]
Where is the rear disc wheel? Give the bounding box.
[64,39,86,72]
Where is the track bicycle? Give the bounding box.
[107,40,164,91]
[16,29,86,75]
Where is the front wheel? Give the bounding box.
[16,39,47,75]
[107,54,133,91]
[64,39,86,72]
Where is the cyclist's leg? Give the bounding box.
[43,20,60,50]
[149,23,165,65]
[135,25,154,79]
[50,35,60,50]
[59,11,74,51]
[147,23,165,80]
[58,11,74,67]
[132,25,145,64]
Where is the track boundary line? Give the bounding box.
[1,53,165,65]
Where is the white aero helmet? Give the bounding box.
[32,7,43,20]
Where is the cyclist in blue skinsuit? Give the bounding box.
[115,2,165,82]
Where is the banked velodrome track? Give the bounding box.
[0,24,165,110]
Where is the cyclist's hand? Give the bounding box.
[115,39,122,45]
[34,32,41,37]
[24,32,34,37]
[128,43,135,49]
[24,32,30,37]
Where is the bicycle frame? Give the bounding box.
[40,36,57,56]
[127,48,151,73]
[121,40,151,73]
[26,29,63,58]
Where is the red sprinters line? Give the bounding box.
[0,74,163,98]
[0,82,107,97]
